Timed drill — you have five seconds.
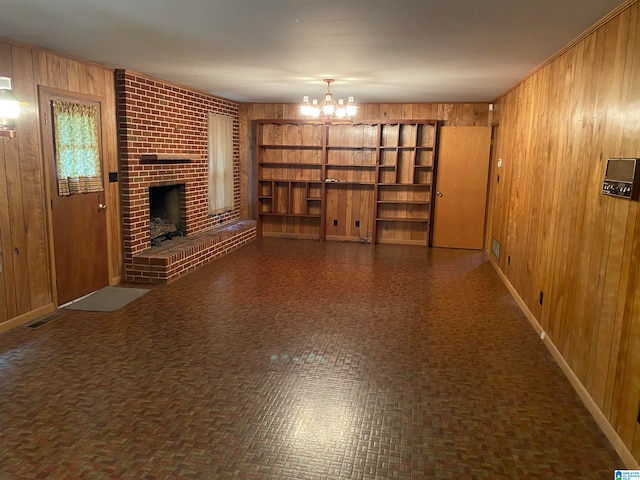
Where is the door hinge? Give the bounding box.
[50,199,53,210]
[44,113,48,126]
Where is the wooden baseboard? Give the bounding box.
[261,232,321,240]
[376,238,427,246]
[487,255,639,469]
[0,303,56,334]
[325,235,372,243]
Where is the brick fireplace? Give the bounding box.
[116,70,256,282]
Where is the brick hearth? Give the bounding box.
[130,219,256,283]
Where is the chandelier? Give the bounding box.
[299,79,357,120]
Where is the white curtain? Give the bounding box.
[208,113,234,214]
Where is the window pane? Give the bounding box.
[53,101,103,196]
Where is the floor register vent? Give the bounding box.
[26,313,61,329]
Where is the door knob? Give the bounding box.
[437,191,443,197]
[98,203,107,212]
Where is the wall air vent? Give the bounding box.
[492,237,500,260]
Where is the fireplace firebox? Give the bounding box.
[149,184,185,245]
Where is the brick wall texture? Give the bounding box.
[116,70,242,281]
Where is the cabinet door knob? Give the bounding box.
[98,203,107,212]
[437,191,443,197]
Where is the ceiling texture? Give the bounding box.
[0,0,624,103]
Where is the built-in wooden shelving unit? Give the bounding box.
[256,119,439,245]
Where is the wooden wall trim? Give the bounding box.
[0,303,54,334]
[496,0,638,101]
[38,86,104,102]
[488,255,640,470]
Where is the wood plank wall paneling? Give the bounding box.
[12,45,50,309]
[485,2,640,465]
[0,43,16,322]
[0,38,121,328]
[239,103,491,218]
[239,104,252,220]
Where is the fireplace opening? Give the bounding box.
[149,184,185,246]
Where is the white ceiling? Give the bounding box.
[0,0,623,103]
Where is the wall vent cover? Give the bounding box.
[492,237,500,259]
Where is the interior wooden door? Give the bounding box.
[432,126,492,249]
[39,89,109,305]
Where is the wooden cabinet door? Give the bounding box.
[432,126,492,249]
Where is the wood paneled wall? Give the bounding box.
[239,102,490,218]
[485,2,640,465]
[0,38,121,330]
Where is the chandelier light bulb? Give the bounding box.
[309,99,321,118]
[335,99,346,119]
[300,96,311,116]
[346,96,358,117]
[323,103,334,116]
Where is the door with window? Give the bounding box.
[39,89,109,305]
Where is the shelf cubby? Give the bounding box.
[257,119,439,244]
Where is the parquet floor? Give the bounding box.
[0,238,622,479]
